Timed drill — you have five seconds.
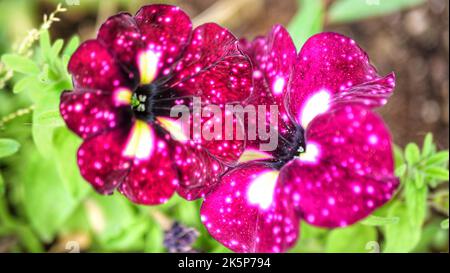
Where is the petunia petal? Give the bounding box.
[60,89,133,139]
[170,23,239,84]
[239,25,299,158]
[155,117,227,200]
[134,4,192,77]
[199,106,247,165]
[289,32,395,128]
[169,23,252,103]
[118,127,178,205]
[245,25,296,105]
[281,105,399,228]
[200,106,247,165]
[201,163,299,253]
[153,100,246,165]
[97,12,143,72]
[173,55,253,105]
[68,40,136,91]
[77,128,132,195]
[154,23,253,164]
[172,141,226,200]
[332,73,395,108]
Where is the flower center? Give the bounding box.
[131,83,159,121]
[273,124,306,168]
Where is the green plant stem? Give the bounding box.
[0,105,35,129]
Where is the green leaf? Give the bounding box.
[423,151,449,167]
[211,244,233,253]
[34,109,65,128]
[395,164,407,178]
[62,54,71,70]
[63,36,80,57]
[103,219,148,251]
[422,133,435,158]
[39,30,52,61]
[44,79,72,94]
[441,219,449,230]
[38,30,71,82]
[1,54,40,75]
[414,169,425,188]
[361,215,399,226]
[325,224,377,253]
[144,221,164,253]
[52,128,91,199]
[288,222,327,253]
[22,153,81,242]
[51,39,64,57]
[37,64,50,84]
[329,0,426,24]
[0,138,20,158]
[394,145,407,177]
[424,166,449,181]
[0,172,4,196]
[393,145,405,168]
[13,76,37,94]
[288,0,324,49]
[61,204,92,234]
[405,143,421,165]
[15,225,44,253]
[404,179,428,227]
[31,89,64,157]
[174,200,202,229]
[300,221,328,239]
[89,194,141,248]
[384,202,422,252]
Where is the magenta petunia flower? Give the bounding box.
[60,4,252,204]
[200,25,399,252]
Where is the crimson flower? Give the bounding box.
[200,25,399,252]
[60,4,252,204]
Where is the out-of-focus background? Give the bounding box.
[0,0,448,253]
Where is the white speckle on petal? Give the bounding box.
[300,89,331,127]
[272,77,285,95]
[247,170,280,210]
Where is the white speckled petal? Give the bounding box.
[201,162,299,253]
[281,105,399,228]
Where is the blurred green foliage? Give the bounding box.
[289,0,427,48]
[328,0,426,24]
[288,0,324,48]
[0,0,448,253]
